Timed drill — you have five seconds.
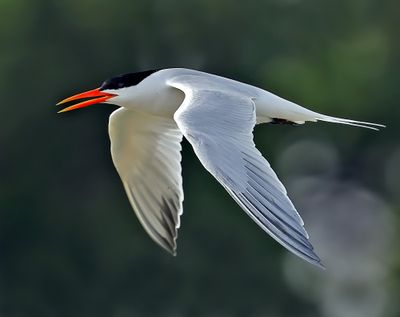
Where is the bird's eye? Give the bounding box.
[118,82,124,88]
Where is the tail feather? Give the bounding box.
[317,116,386,131]
[256,92,385,130]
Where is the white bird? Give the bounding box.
[57,68,384,268]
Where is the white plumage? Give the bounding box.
[58,68,384,268]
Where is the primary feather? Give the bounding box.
[169,75,323,267]
[109,108,183,255]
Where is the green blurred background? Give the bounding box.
[1,0,399,316]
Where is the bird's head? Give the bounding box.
[57,70,159,112]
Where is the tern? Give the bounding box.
[57,68,384,268]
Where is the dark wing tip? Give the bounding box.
[297,244,325,270]
[306,253,325,270]
[161,239,177,257]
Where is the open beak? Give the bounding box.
[57,88,116,113]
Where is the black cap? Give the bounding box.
[100,69,160,90]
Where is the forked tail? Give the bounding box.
[317,115,386,131]
[255,90,385,130]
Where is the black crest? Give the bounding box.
[100,69,160,90]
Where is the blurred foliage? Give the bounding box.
[0,0,399,316]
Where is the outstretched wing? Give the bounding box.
[169,75,323,267]
[108,108,183,255]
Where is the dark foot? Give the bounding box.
[270,118,299,126]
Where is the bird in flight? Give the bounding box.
[57,68,384,268]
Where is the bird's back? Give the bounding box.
[150,68,319,124]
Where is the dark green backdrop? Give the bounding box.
[1,0,399,316]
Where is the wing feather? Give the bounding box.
[108,108,183,255]
[169,76,323,267]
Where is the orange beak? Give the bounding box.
[57,88,116,113]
